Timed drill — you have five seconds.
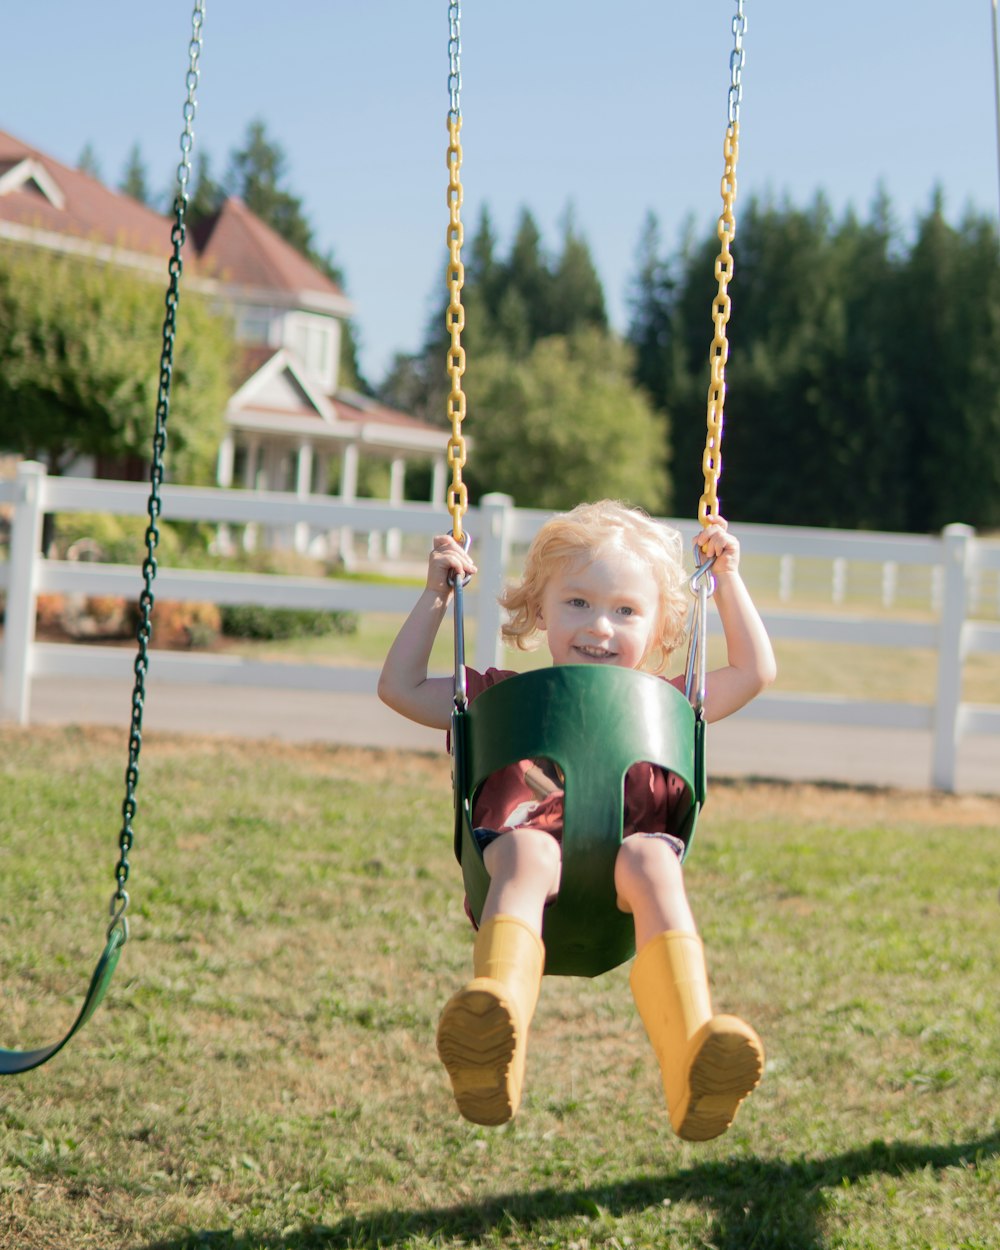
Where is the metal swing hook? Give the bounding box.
[688,550,718,597]
[107,890,130,943]
[684,549,717,717]
[449,531,473,710]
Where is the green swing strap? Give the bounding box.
[0,927,125,1075]
[452,665,706,978]
[0,3,204,1075]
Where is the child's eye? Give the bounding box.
[568,598,587,608]
[618,606,635,617]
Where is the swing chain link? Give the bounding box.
[728,0,747,126]
[445,2,468,543]
[448,1,462,122]
[699,1,745,530]
[109,0,205,941]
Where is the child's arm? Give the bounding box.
[377,534,478,730]
[692,519,777,723]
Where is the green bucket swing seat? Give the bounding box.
[451,664,707,978]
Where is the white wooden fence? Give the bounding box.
[1,461,999,791]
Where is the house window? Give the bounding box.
[236,306,274,345]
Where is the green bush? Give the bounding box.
[219,604,358,641]
[52,512,182,565]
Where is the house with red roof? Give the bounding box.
[0,128,447,564]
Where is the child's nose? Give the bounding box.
[588,612,614,637]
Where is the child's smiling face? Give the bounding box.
[537,547,660,670]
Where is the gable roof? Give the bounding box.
[193,197,346,306]
[0,129,171,260]
[229,347,444,452]
[0,129,351,314]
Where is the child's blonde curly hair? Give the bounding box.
[499,500,690,675]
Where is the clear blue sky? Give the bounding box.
[5,2,999,383]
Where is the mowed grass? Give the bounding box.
[1,726,999,1250]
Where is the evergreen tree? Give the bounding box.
[548,207,608,338]
[627,210,677,411]
[224,119,313,255]
[186,151,225,225]
[891,192,1000,530]
[467,205,502,333]
[502,209,550,347]
[716,193,900,529]
[383,202,666,511]
[119,142,151,205]
[76,142,102,181]
[626,188,1000,531]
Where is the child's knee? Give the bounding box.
[615,833,684,898]
[485,827,561,882]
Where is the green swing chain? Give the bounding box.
[109,1,205,942]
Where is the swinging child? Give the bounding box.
[378,500,776,1140]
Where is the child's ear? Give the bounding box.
[535,607,545,629]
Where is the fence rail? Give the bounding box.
[2,462,998,791]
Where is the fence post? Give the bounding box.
[475,493,513,672]
[931,522,974,791]
[2,461,46,725]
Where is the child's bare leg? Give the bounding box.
[437,828,557,1125]
[613,833,695,948]
[617,834,763,1142]
[480,827,562,934]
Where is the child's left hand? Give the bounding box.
[695,517,741,579]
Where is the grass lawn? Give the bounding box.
[1,727,999,1250]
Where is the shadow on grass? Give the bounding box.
[142,1132,999,1250]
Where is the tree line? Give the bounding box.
[386,191,1000,534]
[6,119,999,533]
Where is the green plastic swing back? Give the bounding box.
[452,665,706,978]
[0,926,124,1075]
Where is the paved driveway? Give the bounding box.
[13,672,998,796]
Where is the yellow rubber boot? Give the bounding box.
[436,915,545,1126]
[630,931,764,1142]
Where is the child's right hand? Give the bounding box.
[426,533,478,595]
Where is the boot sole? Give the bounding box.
[675,1016,764,1142]
[436,983,520,1126]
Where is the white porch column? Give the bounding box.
[386,456,406,559]
[431,458,448,505]
[314,453,330,496]
[294,440,314,554]
[216,432,236,487]
[339,442,359,571]
[243,437,261,489]
[314,453,333,559]
[241,438,261,552]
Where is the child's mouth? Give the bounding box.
[574,645,616,661]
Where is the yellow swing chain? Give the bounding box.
[699,0,747,530]
[445,2,468,544]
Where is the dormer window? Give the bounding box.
[0,158,66,210]
[286,311,339,391]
